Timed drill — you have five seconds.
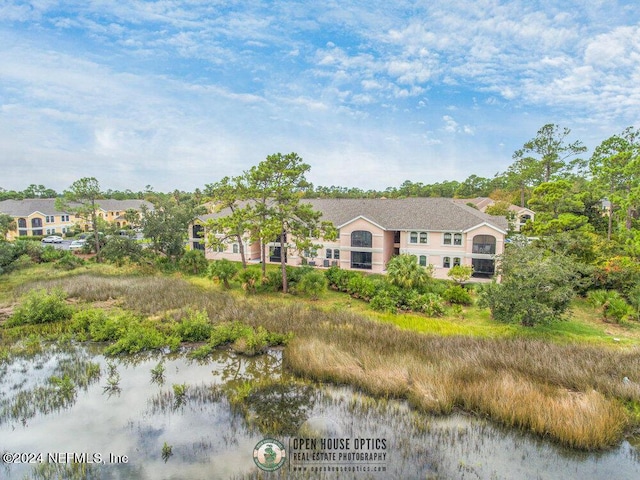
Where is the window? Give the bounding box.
[18,218,27,228]
[333,249,340,259]
[233,244,239,254]
[61,215,69,222]
[216,245,225,253]
[419,232,428,244]
[472,235,496,254]
[419,255,427,266]
[443,257,451,268]
[351,251,372,270]
[193,242,205,251]
[31,218,42,228]
[453,257,461,266]
[326,249,332,259]
[393,231,400,243]
[351,231,372,248]
[410,231,418,244]
[45,216,54,223]
[444,232,462,245]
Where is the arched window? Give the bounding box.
[472,235,496,254]
[351,231,372,248]
[31,218,42,228]
[409,231,418,244]
[419,255,427,266]
[419,232,428,244]
[453,257,461,266]
[443,233,452,245]
[233,244,239,254]
[454,233,462,245]
[443,257,451,268]
[18,218,26,228]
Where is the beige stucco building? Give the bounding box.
[0,198,152,240]
[190,198,508,279]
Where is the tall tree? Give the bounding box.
[246,153,336,293]
[514,124,587,183]
[141,195,205,261]
[525,180,591,235]
[589,126,640,239]
[57,177,103,262]
[504,155,542,207]
[204,176,253,269]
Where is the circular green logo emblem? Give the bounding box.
[253,438,286,472]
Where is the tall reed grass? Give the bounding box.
[12,272,640,450]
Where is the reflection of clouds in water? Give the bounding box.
[298,416,344,438]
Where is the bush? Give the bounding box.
[370,287,401,314]
[41,245,65,263]
[447,265,473,284]
[587,290,630,323]
[8,289,74,326]
[55,252,85,271]
[101,236,143,266]
[325,266,357,292]
[346,275,378,300]
[105,324,177,355]
[296,271,328,300]
[179,249,208,275]
[173,310,212,342]
[70,309,109,341]
[208,259,239,288]
[442,285,473,305]
[238,268,261,294]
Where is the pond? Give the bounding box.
[1,345,639,480]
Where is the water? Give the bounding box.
[1,345,639,480]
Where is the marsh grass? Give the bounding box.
[6,269,640,449]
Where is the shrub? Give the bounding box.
[54,252,85,271]
[325,266,357,292]
[88,312,133,342]
[587,290,630,323]
[238,268,261,294]
[370,288,400,314]
[41,246,65,263]
[13,240,44,263]
[442,285,473,305]
[70,309,109,341]
[179,249,208,275]
[386,254,432,291]
[208,259,239,288]
[346,275,377,300]
[104,324,174,355]
[447,264,473,284]
[8,289,74,326]
[296,271,328,300]
[173,309,212,342]
[101,236,143,266]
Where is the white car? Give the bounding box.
[42,235,64,244]
[69,239,87,250]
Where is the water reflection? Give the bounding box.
[0,345,639,480]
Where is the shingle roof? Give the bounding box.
[0,198,152,217]
[197,197,508,232]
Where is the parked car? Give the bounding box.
[69,239,87,251]
[42,235,63,244]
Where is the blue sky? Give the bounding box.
[1,1,639,193]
